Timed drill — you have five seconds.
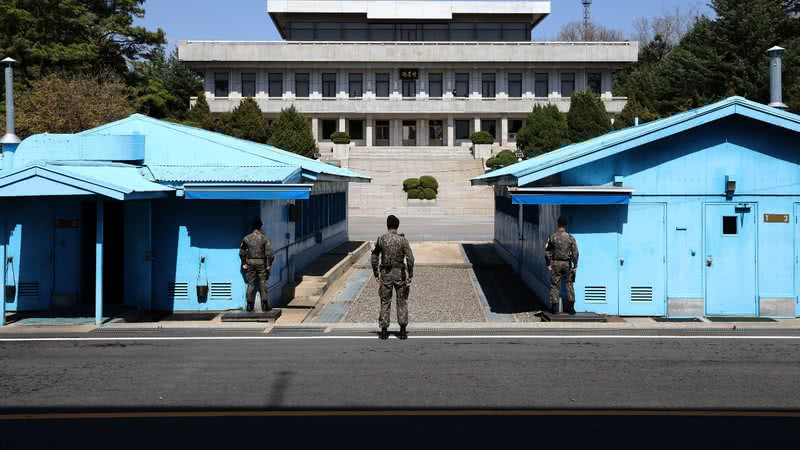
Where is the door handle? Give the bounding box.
[706,256,713,267]
[619,258,624,266]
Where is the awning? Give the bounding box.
[183,183,312,200]
[509,186,634,205]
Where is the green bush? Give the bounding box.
[516,104,570,158]
[486,150,519,171]
[330,131,351,144]
[419,175,439,191]
[407,187,421,199]
[267,105,317,157]
[421,187,437,200]
[470,131,494,144]
[403,178,421,191]
[613,97,658,130]
[567,90,611,142]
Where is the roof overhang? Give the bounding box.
[183,183,312,200]
[509,186,634,205]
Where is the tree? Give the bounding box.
[567,91,611,142]
[268,105,317,157]
[131,48,203,119]
[632,3,703,47]
[486,150,519,171]
[185,93,211,128]
[557,22,626,41]
[14,72,134,137]
[221,98,271,143]
[515,104,570,158]
[613,97,658,130]
[0,0,165,86]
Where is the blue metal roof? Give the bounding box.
[472,97,800,187]
[81,114,370,183]
[144,165,302,184]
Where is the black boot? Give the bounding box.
[568,303,576,315]
[261,301,272,312]
[399,325,408,340]
[379,327,389,340]
[551,303,560,315]
[245,302,254,312]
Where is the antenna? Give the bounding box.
[582,0,592,27]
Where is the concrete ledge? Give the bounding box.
[668,298,704,318]
[760,298,796,318]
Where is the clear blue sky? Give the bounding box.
[137,0,713,47]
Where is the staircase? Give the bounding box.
[347,146,495,218]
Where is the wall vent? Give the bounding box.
[584,286,607,303]
[631,286,654,302]
[167,282,189,299]
[18,282,40,298]
[210,282,233,299]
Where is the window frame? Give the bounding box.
[587,72,602,95]
[455,119,471,140]
[241,72,257,98]
[294,72,310,97]
[481,72,496,98]
[534,73,549,98]
[375,72,390,98]
[348,72,363,98]
[268,72,283,98]
[454,72,470,98]
[507,72,522,98]
[214,72,229,98]
[561,72,576,97]
[322,72,337,98]
[428,72,443,98]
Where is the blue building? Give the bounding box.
[473,97,800,318]
[0,114,368,324]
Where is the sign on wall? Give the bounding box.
[399,69,418,80]
[763,214,790,223]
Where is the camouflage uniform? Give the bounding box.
[371,231,415,328]
[545,230,579,307]
[239,229,273,312]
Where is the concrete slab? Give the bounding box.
[411,242,468,266]
[275,308,313,325]
[350,216,493,242]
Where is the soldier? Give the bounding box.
[545,216,579,315]
[371,215,415,340]
[240,218,273,313]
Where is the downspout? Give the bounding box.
[1,57,20,171]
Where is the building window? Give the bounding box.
[241,72,256,98]
[450,23,475,41]
[428,73,443,97]
[588,72,602,95]
[322,73,337,98]
[288,22,315,40]
[482,73,496,98]
[423,24,448,41]
[476,23,501,41]
[455,119,470,140]
[268,73,283,98]
[295,72,310,97]
[397,24,418,41]
[561,73,576,97]
[454,73,469,97]
[349,73,363,97]
[481,120,497,140]
[502,23,529,41]
[214,72,229,97]
[723,216,738,235]
[509,119,524,139]
[321,119,337,141]
[343,23,368,41]
[402,79,416,98]
[402,120,417,145]
[349,119,364,140]
[507,73,522,98]
[375,120,390,146]
[534,73,549,98]
[316,23,341,40]
[375,72,390,97]
[429,120,444,146]
[370,24,395,41]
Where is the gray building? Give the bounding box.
[178,0,638,153]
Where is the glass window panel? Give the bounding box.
[316,23,341,40]
[561,73,575,97]
[288,22,314,40]
[450,23,474,41]
[348,73,363,97]
[295,72,310,97]
[507,72,522,98]
[349,119,364,140]
[321,120,337,140]
[723,216,738,235]
[397,24,418,41]
[502,23,529,41]
[342,23,368,41]
[455,73,470,97]
[268,72,283,98]
[214,72,229,97]
[322,73,337,98]
[375,72,390,97]
[241,72,256,97]
[481,119,497,139]
[370,24,395,41]
[588,72,602,94]
[423,24,449,41]
[428,73,443,97]
[402,79,416,97]
[482,72,496,98]
[476,23,501,41]
[455,119,471,139]
[535,73,549,98]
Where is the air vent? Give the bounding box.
[168,282,189,299]
[18,282,40,298]
[631,286,653,302]
[584,286,607,303]
[210,282,233,299]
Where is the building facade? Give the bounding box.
[178,1,638,153]
[474,97,800,318]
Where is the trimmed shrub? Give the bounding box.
[403,178,421,191]
[421,187,437,200]
[407,187,421,199]
[486,150,519,171]
[567,90,612,142]
[330,131,351,144]
[268,105,318,157]
[470,131,494,144]
[419,175,439,191]
[516,104,570,158]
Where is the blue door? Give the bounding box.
[619,203,666,316]
[3,201,54,311]
[704,203,757,316]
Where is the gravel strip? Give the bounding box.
[341,267,487,323]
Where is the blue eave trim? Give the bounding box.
[183,183,312,200]
[512,194,631,205]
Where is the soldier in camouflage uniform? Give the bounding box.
[545,216,579,315]
[240,218,273,312]
[371,215,415,340]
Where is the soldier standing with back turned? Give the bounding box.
[240,218,273,313]
[545,216,579,315]
[371,215,415,340]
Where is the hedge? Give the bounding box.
[330,131,351,144]
[486,150,519,171]
[404,175,438,200]
[470,131,494,145]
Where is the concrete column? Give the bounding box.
[311,117,319,142]
[338,116,347,133]
[365,116,373,147]
[417,119,426,146]
[95,199,104,325]
[446,116,455,147]
[501,116,509,147]
[474,117,481,135]
[1,254,5,326]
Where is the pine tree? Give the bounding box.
[185,93,211,128]
[567,91,611,143]
[268,105,318,157]
[613,97,658,130]
[515,104,570,158]
[226,98,271,143]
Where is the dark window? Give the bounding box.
[429,120,444,145]
[495,194,519,218]
[588,72,602,95]
[428,73,443,97]
[423,24,448,41]
[375,72,390,97]
[402,120,417,145]
[321,119,337,140]
[348,73,363,97]
[476,23,501,41]
[342,23,368,41]
[502,23,529,41]
[507,73,522,98]
[450,23,474,41]
[295,72,310,97]
[288,22,315,40]
[482,73,496,98]
[509,119,524,138]
[561,73,575,97]
[268,73,283,98]
[375,120,390,145]
[397,24,418,41]
[322,73,337,98]
[522,203,540,226]
[316,23,341,40]
[481,119,497,140]
[723,216,738,235]
[294,192,347,240]
[241,72,256,97]
[370,24,395,41]
[454,73,469,97]
[214,72,229,97]
[535,73,549,98]
[455,119,470,140]
[402,79,416,97]
[349,119,364,140]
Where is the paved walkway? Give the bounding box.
[349,216,494,242]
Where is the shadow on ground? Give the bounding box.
[462,243,546,315]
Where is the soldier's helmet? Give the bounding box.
[252,218,263,230]
[557,217,568,228]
